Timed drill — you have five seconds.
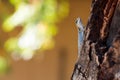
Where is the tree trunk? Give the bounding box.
[71,0,120,80]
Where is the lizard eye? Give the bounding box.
[75,18,81,24]
[75,19,78,24]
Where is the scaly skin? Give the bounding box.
[75,17,84,57]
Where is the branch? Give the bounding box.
[71,0,119,80]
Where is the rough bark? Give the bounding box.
[71,0,120,80]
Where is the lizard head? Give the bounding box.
[75,17,84,32]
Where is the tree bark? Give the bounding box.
[71,0,120,80]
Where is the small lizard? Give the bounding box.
[75,17,84,57]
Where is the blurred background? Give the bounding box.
[0,0,91,80]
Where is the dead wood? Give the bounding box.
[71,0,120,80]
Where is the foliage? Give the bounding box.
[0,0,69,74]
